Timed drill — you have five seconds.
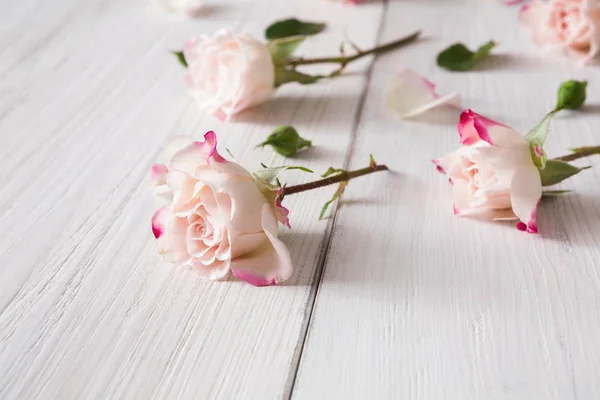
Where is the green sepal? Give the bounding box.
[265,18,326,40]
[436,40,496,71]
[268,36,305,65]
[539,159,590,186]
[257,125,312,157]
[274,67,323,87]
[172,50,187,68]
[320,181,348,220]
[525,110,559,169]
[254,164,313,187]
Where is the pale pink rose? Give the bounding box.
[157,0,204,17]
[183,30,276,121]
[520,0,600,63]
[151,131,292,286]
[433,110,542,233]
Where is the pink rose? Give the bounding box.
[183,30,276,121]
[520,0,600,63]
[433,110,542,233]
[151,131,292,286]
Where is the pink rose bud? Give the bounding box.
[183,30,276,121]
[151,131,292,286]
[433,110,542,233]
[520,0,600,63]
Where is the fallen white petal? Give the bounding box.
[385,69,460,119]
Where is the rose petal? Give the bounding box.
[169,132,251,178]
[432,159,446,175]
[152,207,168,239]
[192,259,231,280]
[151,164,171,199]
[275,188,291,228]
[152,207,180,262]
[221,177,269,233]
[510,164,542,233]
[451,180,471,215]
[385,69,460,119]
[162,136,195,162]
[578,6,600,63]
[230,204,293,286]
[151,164,168,185]
[519,1,555,46]
[491,209,519,221]
[458,109,526,148]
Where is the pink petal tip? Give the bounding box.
[232,270,277,287]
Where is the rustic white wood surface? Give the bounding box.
[1,0,600,399]
[292,2,600,400]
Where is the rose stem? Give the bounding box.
[553,146,600,162]
[282,165,389,197]
[285,31,421,68]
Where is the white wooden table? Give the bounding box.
[2,0,600,399]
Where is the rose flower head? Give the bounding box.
[151,131,292,286]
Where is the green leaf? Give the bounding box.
[539,159,590,186]
[525,110,559,169]
[436,40,496,71]
[472,41,496,64]
[542,190,572,196]
[274,67,323,87]
[556,80,587,110]
[257,125,312,157]
[321,167,346,178]
[320,181,348,220]
[268,36,305,65]
[286,166,313,173]
[171,50,187,68]
[265,18,326,40]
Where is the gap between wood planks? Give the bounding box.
[282,1,390,398]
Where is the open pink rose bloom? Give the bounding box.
[520,0,600,63]
[151,131,292,286]
[434,110,542,233]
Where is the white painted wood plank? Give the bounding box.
[293,1,600,399]
[0,0,385,398]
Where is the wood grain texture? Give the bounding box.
[3,0,600,399]
[0,0,386,398]
[292,1,600,399]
